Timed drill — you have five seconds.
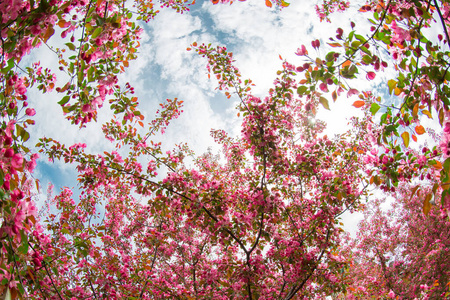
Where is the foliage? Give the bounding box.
[0,0,449,298]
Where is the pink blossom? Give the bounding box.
[366,72,376,80]
[4,148,14,158]
[440,134,450,157]
[444,122,450,134]
[295,45,308,56]
[92,96,104,108]
[347,88,359,97]
[311,39,320,49]
[391,20,411,44]
[25,108,36,116]
[27,153,39,172]
[11,153,23,169]
[319,82,328,92]
[15,81,27,95]
[81,104,93,113]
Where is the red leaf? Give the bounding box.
[265,0,272,7]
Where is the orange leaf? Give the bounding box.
[423,193,432,215]
[43,25,55,43]
[332,90,337,102]
[352,100,365,108]
[412,134,417,142]
[412,103,419,117]
[415,125,426,135]
[342,60,352,68]
[265,0,272,7]
[422,109,432,119]
[327,42,342,48]
[58,20,69,28]
[432,161,442,170]
[394,87,402,96]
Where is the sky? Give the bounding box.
[27,0,405,234]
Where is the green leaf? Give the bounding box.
[360,46,371,55]
[65,42,76,51]
[78,70,84,84]
[401,131,410,147]
[374,11,379,20]
[18,230,28,254]
[17,282,25,295]
[325,52,335,62]
[58,95,70,106]
[387,79,397,95]
[351,41,361,49]
[355,34,366,43]
[369,103,380,115]
[1,59,15,74]
[319,97,330,110]
[348,30,354,41]
[15,124,30,142]
[297,86,308,95]
[87,66,95,82]
[349,65,358,75]
[384,125,396,135]
[444,157,450,173]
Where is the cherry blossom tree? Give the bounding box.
[310,1,450,298]
[33,43,374,298]
[0,0,450,298]
[311,0,450,209]
[338,184,450,299]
